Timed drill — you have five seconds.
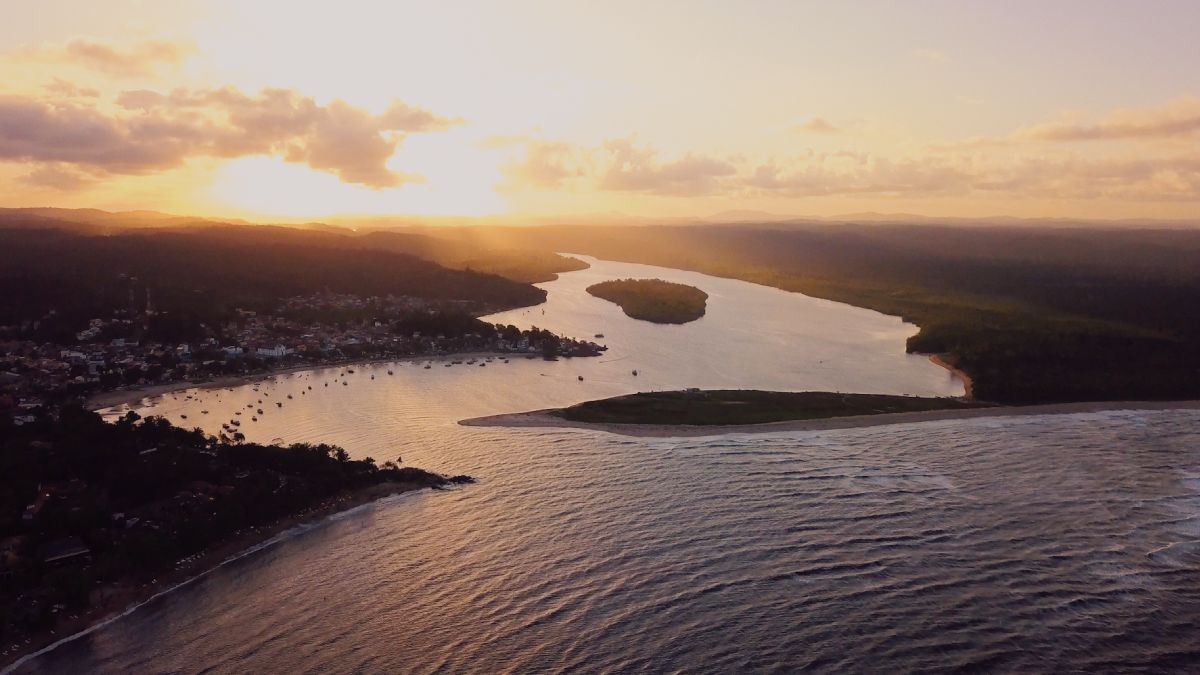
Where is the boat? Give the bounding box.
[632,369,638,376]
[578,375,584,381]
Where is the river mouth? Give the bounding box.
[27,260,1200,673]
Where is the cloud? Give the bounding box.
[16,164,99,191]
[498,138,587,188]
[499,131,1200,203]
[795,117,839,134]
[43,78,100,98]
[498,136,737,196]
[0,87,459,188]
[1017,96,1200,141]
[12,39,195,77]
[598,138,738,196]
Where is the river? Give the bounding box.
[14,257,1200,673]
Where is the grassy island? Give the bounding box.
[555,390,988,426]
[586,278,708,324]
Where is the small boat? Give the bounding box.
[632,370,638,376]
[578,375,584,381]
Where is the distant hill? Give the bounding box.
[0,208,586,284]
[0,227,551,341]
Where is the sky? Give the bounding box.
[1,0,1198,221]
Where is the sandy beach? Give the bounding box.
[0,479,448,674]
[459,399,1200,437]
[928,353,974,399]
[85,351,525,412]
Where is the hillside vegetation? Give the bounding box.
[586,278,708,324]
[0,227,548,343]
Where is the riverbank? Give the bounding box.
[0,478,455,674]
[929,353,974,399]
[86,351,528,411]
[460,399,1200,437]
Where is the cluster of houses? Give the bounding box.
[0,292,604,425]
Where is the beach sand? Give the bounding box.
[459,399,1200,438]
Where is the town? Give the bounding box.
[0,288,606,424]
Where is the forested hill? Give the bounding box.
[0,228,546,338]
[0,208,586,285]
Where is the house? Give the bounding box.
[256,345,293,358]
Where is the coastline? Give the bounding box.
[459,399,1200,438]
[928,353,974,399]
[0,479,448,674]
[86,351,526,412]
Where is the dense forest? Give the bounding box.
[0,208,587,284]
[0,406,468,638]
[465,222,1200,404]
[586,278,708,324]
[0,227,551,342]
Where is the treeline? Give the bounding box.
[463,223,1200,403]
[0,227,548,342]
[0,406,464,635]
[586,278,708,324]
[0,208,588,284]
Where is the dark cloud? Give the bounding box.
[0,87,459,188]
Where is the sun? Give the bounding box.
[209,129,507,219]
